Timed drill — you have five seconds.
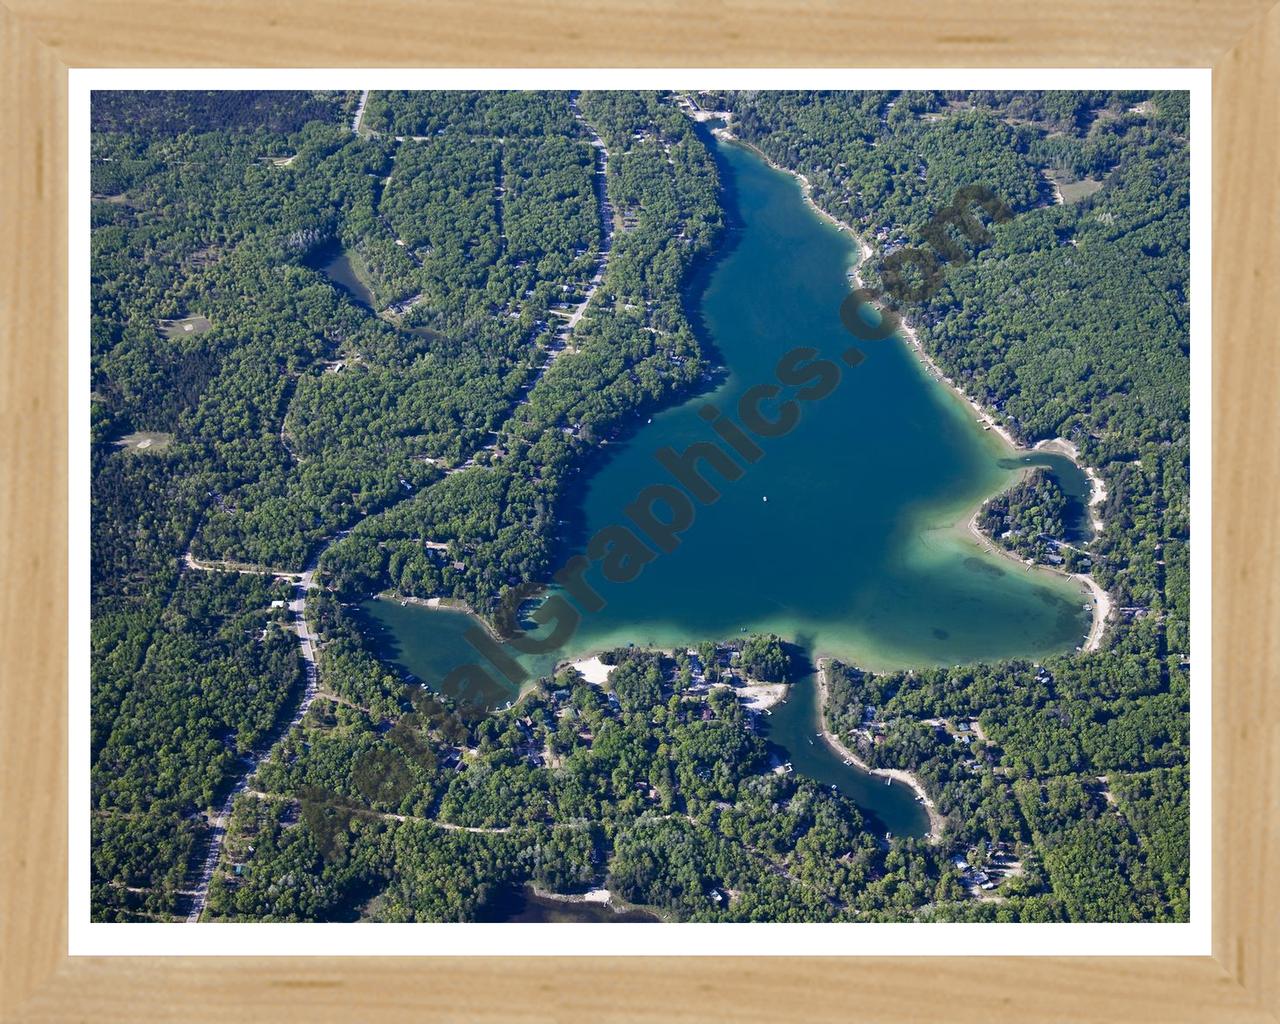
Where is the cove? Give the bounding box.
[360,135,1092,838]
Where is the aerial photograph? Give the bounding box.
[89,88,1191,925]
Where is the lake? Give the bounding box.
[305,241,376,309]
[359,133,1093,839]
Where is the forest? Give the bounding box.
[90,89,1189,924]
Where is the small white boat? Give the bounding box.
[762,495,768,502]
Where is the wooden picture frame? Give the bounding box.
[2,2,1275,1019]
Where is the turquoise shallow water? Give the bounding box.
[360,134,1092,837]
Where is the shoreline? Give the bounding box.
[564,648,787,711]
[1031,437,1108,535]
[1074,573,1113,653]
[723,130,1051,454]
[717,124,1112,656]
[961,505,1109,653]
[384,592,473,613]
[528,884,671,921]
[815,661,945,842]
[716,129,878,294]
[381,591,489,628]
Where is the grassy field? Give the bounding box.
[1045,168,1104,205]
[158,315,212,338]
[113,431,174,453]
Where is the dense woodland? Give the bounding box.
[91,90,357,141]
[91,89,1189,924]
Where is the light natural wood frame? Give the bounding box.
[2,3,1276,1019]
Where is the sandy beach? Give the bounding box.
[717,130,879,291]
[897,319,1021,449]
[529,884,674,921]
[732,681,788,711]
[1074,573,1113,652]
[531,886,613,905]
[963,508,1110,652]
[816,662,945,841]
[567,654,615,686]
[384,591,485,619]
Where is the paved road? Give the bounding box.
[351,89,370,135]
[184,565,319,922]
[557,96,614,338]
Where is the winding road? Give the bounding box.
[181,94,619,922]
[183,561,319,921]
